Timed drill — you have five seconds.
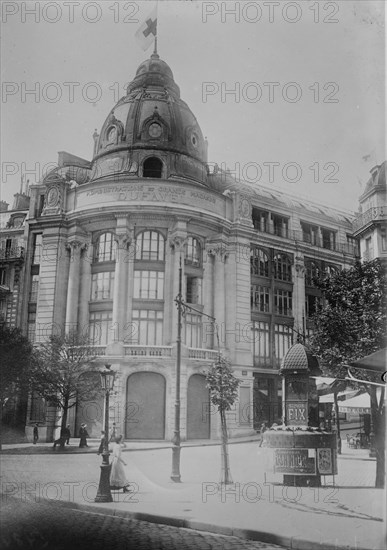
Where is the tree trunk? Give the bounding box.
[220,408,232,484]
[333,391,341,454]
[59,395,69,449]
[370,386,385,488]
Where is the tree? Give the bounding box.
[206,355,240,484]
[310,259,386,487]
[0,326,34,448]
[33,330,101,448]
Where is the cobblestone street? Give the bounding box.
[1,499,286,550]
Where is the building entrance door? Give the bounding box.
[187,374,210,440]
[125,372,165,439]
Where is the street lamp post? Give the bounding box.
[171,258,182,482]
[95,364,115,503]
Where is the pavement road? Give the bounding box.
[1,498,286,550]
[0,441,385,550]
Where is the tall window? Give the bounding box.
[274,324,293,362]
[274,289,293,316]
[185,237,201,266]
[324,264,339,277]
[251,285,270,312]
[186,276,202,304]
[251,321,270,365]
[273,253,292,282]
[91,272,115,301]
[89,312,112,345]
[0,268,7,286]
[185,313,202,348]
[250,248,269,277]
[305,294,321,318]
[27,311,36,342]
[272,214,289,238]
[305,260,320,286]
[29,275,40,302]
[94,233,116,262]
[135,231,165,261]
[132,310,163,345]
[321,228,336,250]
[134,271,164,300]
[32,234,43,265]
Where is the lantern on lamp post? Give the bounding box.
[95,364,115,503]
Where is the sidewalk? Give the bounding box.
[1,439,385,550]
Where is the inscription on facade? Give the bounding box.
[77,183,220,212]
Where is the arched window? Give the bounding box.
[185,237,201,267]
[135,231,165,261]
[273,253,292,282]
[250,248,269,277]
[94,233,116,262]
[305,260,320,286]
[143,157,163,178]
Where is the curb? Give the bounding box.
[0,435,262,455]
[24,496,377,550]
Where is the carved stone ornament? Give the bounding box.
[169,235,187,250]
[66,240,88,260]
[42,183,64,216]
[294,256,305,277]
[206,242,229,262]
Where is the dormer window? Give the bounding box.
[143,157,163,178]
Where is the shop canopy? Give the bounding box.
[349,349,386,373]
[338,393,371,414]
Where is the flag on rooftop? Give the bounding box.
[135,5,157,52]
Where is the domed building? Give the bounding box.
[15,52,361,443]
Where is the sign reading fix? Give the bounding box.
[286,401,308,425]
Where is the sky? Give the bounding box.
[1,0,385,213]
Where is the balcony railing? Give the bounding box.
[352,207,386,232]
[124,345,172,357]
[188,348,219,361]
[252,227,358,255]
[0,247,24,261]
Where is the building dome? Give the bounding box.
[90,52,208,186]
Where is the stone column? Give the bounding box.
[65,240,87,332]
[78,240,93,336]
[212,247,228,350]
[112,232,131,343]
[203,247,214,349]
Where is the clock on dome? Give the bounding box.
[148,122,162,138]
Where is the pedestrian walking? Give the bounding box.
[33,424,39,444]
[97,431,106,455]
[109,422,116,443]
[64,425,71,445]
[109,435,130,493]
[78,424,89,448]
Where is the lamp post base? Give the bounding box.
[95,462,113,502]
[170,445,181,483]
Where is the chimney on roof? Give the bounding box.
[93,129,99,158]
[0,201,9,212]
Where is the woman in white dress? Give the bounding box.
[109,435,130,492]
